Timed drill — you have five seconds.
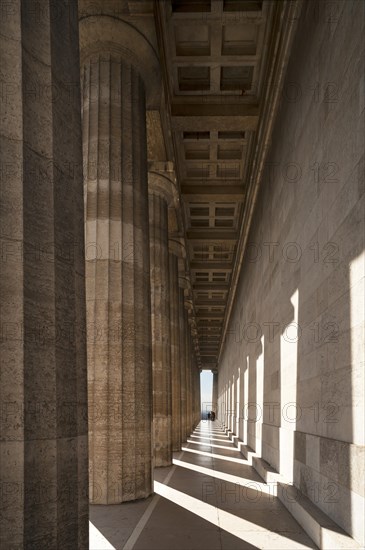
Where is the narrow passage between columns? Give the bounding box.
[90,421,317,550]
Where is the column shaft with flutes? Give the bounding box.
[82,54,152,503]
[169,249,182,452]
[0,2,88,546]
[149,175,173,467]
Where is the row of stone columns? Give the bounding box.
[148,199,201,465]
[0,10,202,547]
[80,16,201,503]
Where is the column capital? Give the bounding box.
[148,166,179,207]
[184,296,194,312]
[149,160,175,174]
[178,268,190,290]
[169,237,186,258]
[79,15,161,107]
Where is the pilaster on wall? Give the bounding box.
[216,1,365,547]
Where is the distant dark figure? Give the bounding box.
[207,412,211,420]
[211,411,215,421]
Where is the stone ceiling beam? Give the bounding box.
[171,102,259,118]
[186,230,237,242]
[195,300,226,306]
[193,283,229,291]
[197,312,225,319]
[171,115,258,132]
[181,186,245,201]
[191,262,233,270]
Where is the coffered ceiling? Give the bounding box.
[155,0,284,371]
[79,0,301,371]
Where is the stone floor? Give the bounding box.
[90,422,317,550]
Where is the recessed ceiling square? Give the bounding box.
[220,65,254,91]
[222,24,257,56]
[172,0,211,12]
[217,163,240,178]
[179,66,211,91]
[175,25,210,56]
[183,131,210,140]
[223,0,262,11]
[217,144,242,160]
[185,144,210,160]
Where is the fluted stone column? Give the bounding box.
[80,15,160,503]
[0,2,88,547]
[193,359,201,427]
[191,370,195,430]
[186,333,193,436]
[149,172,178,466]
[193,366,198,426]
[169,244,182,452]
[196,369,202,424]
[212,373,218,415]
[191,349,196,432]
[179,287,188,443]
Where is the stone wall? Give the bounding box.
[218,1,364,545]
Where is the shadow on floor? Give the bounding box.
[90,422,317,550]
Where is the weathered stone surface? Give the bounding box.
[169,250,181,452]
[179,288,188,444]
[82,53,152,504]
[1,2,363,549]
[217,1,365,545]
[149,183,172,467]
[0,1,88,547]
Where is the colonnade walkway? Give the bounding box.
[90,422,317,550]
